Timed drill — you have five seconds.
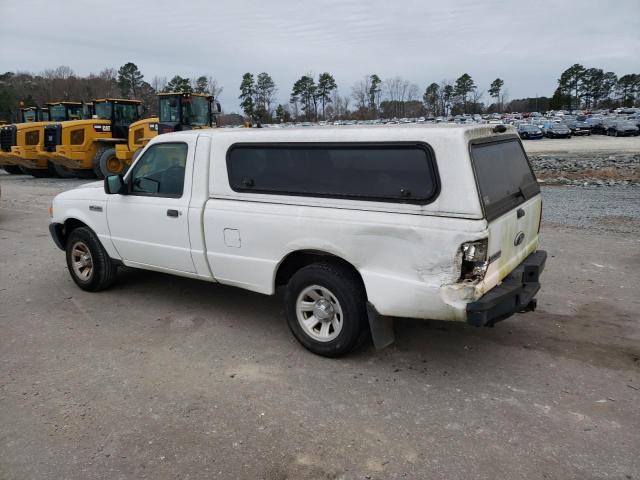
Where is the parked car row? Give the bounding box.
[515,114,639,139]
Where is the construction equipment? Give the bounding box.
[101,92,219,177]
[46,98,142,178]
[0,106,50,174]
[7,102,85,177]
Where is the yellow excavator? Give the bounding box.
[0,106,50,174]
[45,98,143,178]
[7,102,86,177]
[100,92,219,177]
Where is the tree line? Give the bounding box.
[1,62,638,123]
[239,66,638,123]
[0,62,223,122]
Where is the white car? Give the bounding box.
[49,124,546,357]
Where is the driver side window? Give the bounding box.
[129,142,188,197]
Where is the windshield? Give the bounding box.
[68,105,83,120]
[94,102,112,120]
[49,105,67,121]
[470,138,540,221]
[113,103,138,125]
[23,110,37,122]
[159,97,181,123]
[183,96,210,126]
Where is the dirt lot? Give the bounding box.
[1,172,639,480]
[522,135,640,154]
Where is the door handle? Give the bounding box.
[167,209,180,218]
[517,208,525,218]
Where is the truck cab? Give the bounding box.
[108,92,220,179]
[46,98,141,178]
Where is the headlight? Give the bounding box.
[460,239,489,281]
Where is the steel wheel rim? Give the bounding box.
[71,241,93,281]
[107,157,124,174]
[296,285,343,342]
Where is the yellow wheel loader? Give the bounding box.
[8,102,85,177]
[100,92,219,178]
[46,98,142,178]
[0,107,50,174]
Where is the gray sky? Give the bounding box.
[1,0,639,112]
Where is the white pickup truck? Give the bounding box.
[49,124,546,356]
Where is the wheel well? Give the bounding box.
[275,250,366,296]
[60,218,89,245]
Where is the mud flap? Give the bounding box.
[366,302,395,350]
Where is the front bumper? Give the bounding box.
[49,223,65,250]
[466,250,547,327]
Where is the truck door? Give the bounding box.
[106,138,196,273]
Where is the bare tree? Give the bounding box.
[151,75,167,93]
[207,76,223,99]
[351,76,371,113]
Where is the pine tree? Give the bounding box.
[239,72,255,119]
[117,62,144,99]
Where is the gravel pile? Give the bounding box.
[529,153,639,186]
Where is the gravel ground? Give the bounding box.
[542,186,640,233]
[522,135,640,154]
[1,171,640,480]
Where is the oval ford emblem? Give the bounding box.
[514,231,525,246]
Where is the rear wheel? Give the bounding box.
[65,227,117,292]
[3,165,23,174]
[52,163,76,178]
[284,262,368,357]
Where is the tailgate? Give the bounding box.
[469,136,542,290]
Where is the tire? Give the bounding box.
[3,165,23,174]
[19,166,51,178]
[284,262,368,357]
[93,146,109,179]
[97,147,127,179]
[53,163,76,178]
[47,161,60,177]
[65,227,117,292]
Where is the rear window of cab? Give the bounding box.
[226,143,439,204]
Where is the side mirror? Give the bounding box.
[105,174,126,194]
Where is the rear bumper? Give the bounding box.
[466,250,547,327]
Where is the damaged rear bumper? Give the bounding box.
[466,250,547,327]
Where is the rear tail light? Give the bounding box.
[460,239,489,281]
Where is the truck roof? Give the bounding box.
[93,98,142,104]
[170,123,516,142]
[46,101,83,106]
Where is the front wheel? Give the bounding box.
[98,147,127,178]
[284,263,368,357]
[19,166,52,178]
[65,227,118,292]
[53,163,76,178]
[3,165,23,174]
